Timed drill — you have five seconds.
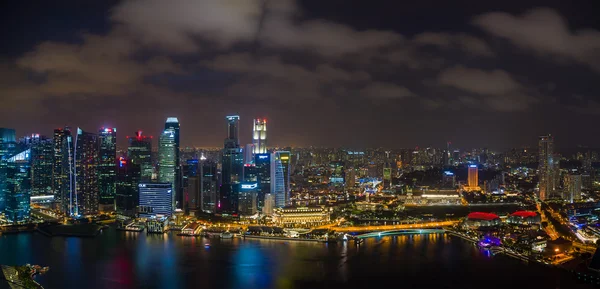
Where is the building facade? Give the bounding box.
[252,118,267,154]
[138,182,173,218]
[30,135,53,196]
[98,127,117,210]
[127,131,153,181]
[74,128,99,216]
[115,157,140,217]
[219,115,243,215]
[4,149,31,223]
[164,118,181,209]
[272,206,332,228]
[538,134,555,201]
[158,128,177,209]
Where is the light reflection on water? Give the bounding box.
[0,231,579,289]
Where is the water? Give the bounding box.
[0,229,592,288]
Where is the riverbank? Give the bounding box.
[243,235,333,243]
[37,224,102,237]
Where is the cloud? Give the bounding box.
[473,8,600,71]
[413,32,494,56]
[359,82,415,99]
[437,65,537,111]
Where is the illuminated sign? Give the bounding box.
[469,165,477,168]
[139,184,146,188]
[258,155,268,159]
[444,171,454,176]
[241,183,258,190]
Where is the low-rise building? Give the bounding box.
[272,206,332,228]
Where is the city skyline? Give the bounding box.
[1,1,600,149]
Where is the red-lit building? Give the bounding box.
[463,212,501,228]
[507,211,541,225]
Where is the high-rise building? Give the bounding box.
[98,127,117,210]
[244,143,255,165]
[164,117,181,209]
[74,128,99,216]
[252,118,267,154]
[30,135,54,196]
[538,134,554,201]
[183,159,199,212]
[468,165,478,188]
[138,182,172,218]
[0,128,17,212]
[115,157,140,217]
[255,153,271,210]
[158,128,176,209]
[262,193,274,216]
[200,160,217,213]
[127,131,153,181]
[271,151,290,207]
[442,171,456,188]
[53,127,74,215]
[4,149,31,223]
[238,182,258,216]
[219,115,244,215]
[243,164,258,182]
[566,173,582,203]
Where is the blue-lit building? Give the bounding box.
[0,127,17,211]
[4,149,31,223]
[271,151,290,208]
[98,127,117,209]
[219,115,244,215]
[138,182,172,218]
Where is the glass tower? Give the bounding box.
[219,115,243,215]
[5,149,31,223]
[30,135,54,196]
[74,128,99,216]
[255,153,271,211]
[98,127,117,209]
[127,131,153,181]
[165,117,181,209]
[158,128,176,210]
[138,182,172,218]
[115,157,140,217]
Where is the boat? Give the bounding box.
[220,231,234,239]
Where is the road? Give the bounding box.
[329,220,459,232]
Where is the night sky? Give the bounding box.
[1,0,599,150]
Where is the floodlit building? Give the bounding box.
[252,118,267,154]
[272,206,332,228]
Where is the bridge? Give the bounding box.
[354,228,446,239]
[330,220,458,233]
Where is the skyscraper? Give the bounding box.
[566,173,582,203]
[5,149,31,223]
[53,127,74,215]
[271,151,290,207]
[255,153,271,210]
[0,128,17,212]
[30,135,54,196]
[158,128,176,210]
[244,143,255,165]
[74,128,99,216]
[200,160,217,213]
[238,182,258,215]
[115,157,140,217]
[468,165,478,188]
[138,182,172,218]
[538,134,554,201]
[127,131,153,181]
[252,118,267,154]
[219,115,243,215]
[98,127,117,210]
[164,117,181,209]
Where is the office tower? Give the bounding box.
[98,127,117,210]
[53,127,74,215]
[74,128,99,216]
[271,151,290,207]
[219,115,244,215]
[158,128,176,209]
[115,157,140,217]
[262,193,274,216]
[238,182,258,215]
[187,176,200,213]
[4,149,31,223]
[255,153,271,210]
[252,118,267,154]
[244,143,255,165]
[138,182,172,218]
[164,117,181,209]
[566,174,582,203]
[200,160,217,213]
[30,135,54,196]
[467,165,478,188]
[538,134,554,201]
[243,164,258,182]
[182,159,199,211]
[127,131,153,181]
[0,128,17,211]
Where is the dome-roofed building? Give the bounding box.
[463,212,501,229]
[507,211,541,225]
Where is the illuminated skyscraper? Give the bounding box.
[252,118,267,154]
[5,149,31,223]
[468,165,478,188]
[271,151,290,207]
[0,128,17,212]
[164,117,181,209]
[115,157,140,217]
[127,131,153,181]
[538,134,554,201]
[158,128,176,209]
[566,173,582,203]
[98,127,117,210]
[244,143,255,165]
[220,115,243,215]
[74,128,99,216]
[238,182,258,215]
[255,153,271,210]
[53,127,74,215]
[138,182,172,218]
[30,135,53,196]
[200,160,217,213]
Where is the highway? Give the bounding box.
[329,220,458,232]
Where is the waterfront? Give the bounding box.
[0,228,592,289]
